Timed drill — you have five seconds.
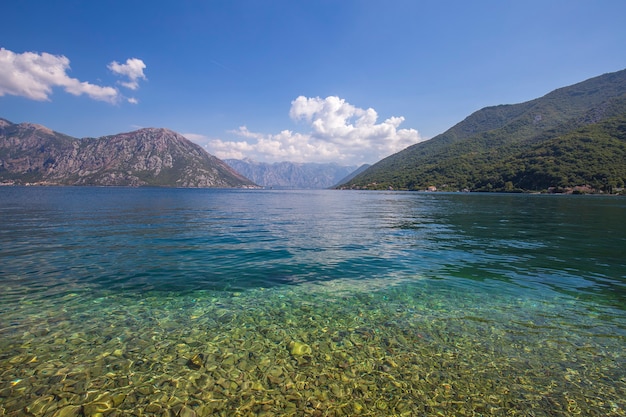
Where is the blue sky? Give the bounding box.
[1,0,625,165]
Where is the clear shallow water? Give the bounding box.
[0,187,625,416]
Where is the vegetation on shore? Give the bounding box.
[338,69,626,194]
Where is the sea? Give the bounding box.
[0,187,624,416]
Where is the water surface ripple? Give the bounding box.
[0,187,624,416]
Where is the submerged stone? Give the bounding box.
[179,404,197,417]
[25,395,55,415]
[52,405,82,417]
[187,353,204,370]
[289,341,312,356]
[83,401,112,417]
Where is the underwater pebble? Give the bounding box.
[0,285,623,417]
[25,395,56,416]
[289,340,312,356]
[178,404,197,417]
[52,405,82,417]
[187,353,204,370]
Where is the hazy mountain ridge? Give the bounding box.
[0,120,256,187]
[334,163,371,186]
[339,68,626,192]
[225,159,361,189]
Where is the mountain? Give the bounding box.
[0,119,257,188]
[334,163,371,186]
[338,68,626,192]
[224,159,360,189]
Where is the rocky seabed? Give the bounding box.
[1,279,624,416]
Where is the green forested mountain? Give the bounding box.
[499,114,626,192]
[339,68,626,192]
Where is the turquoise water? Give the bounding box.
[0,187,625,416]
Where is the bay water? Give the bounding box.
[0,187,624,416]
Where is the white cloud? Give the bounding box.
[108,58,146,90]
[204,96,423,165]
[0,47,119,103]
[182,132,210,146]
[0,48,146,104]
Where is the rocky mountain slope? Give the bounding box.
[339,68,626,192]
[225,159,361,189]
[0,120,257,187]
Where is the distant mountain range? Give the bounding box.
[5,68,625,192]
[338,68,626,193]
[225,159,367,189]
[0,120,256,188]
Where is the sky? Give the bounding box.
[1,0,625,166]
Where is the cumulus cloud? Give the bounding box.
[108,58,146,90]
[205,96,423,165]
[209,127,326,161]
[182,132,211,146]
[0,48,146,104]
[0,47,119,103]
